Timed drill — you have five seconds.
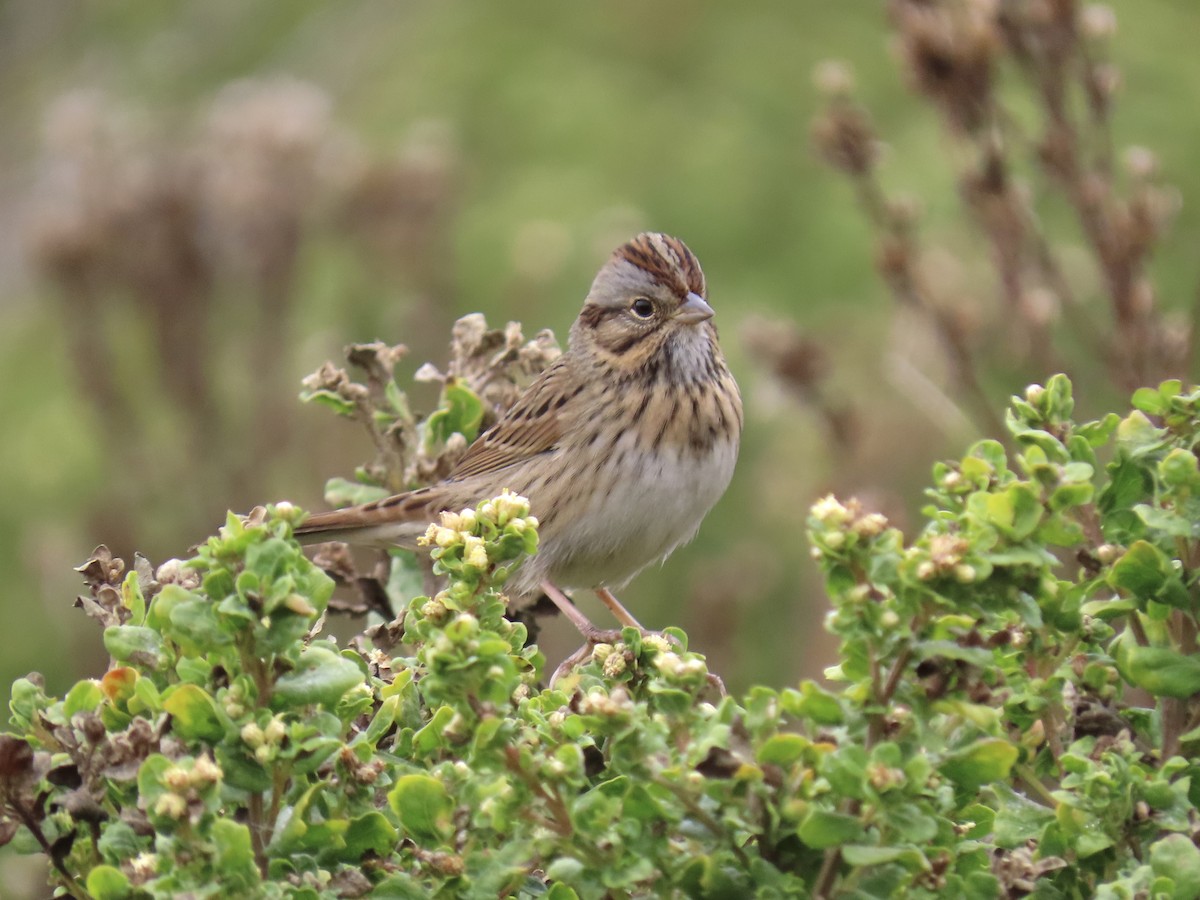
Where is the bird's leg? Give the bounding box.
[550,643,596,689]
[594,587,644,630]
[540,581,622,643]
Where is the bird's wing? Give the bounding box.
[446,357,576,480]
[293,357,577,545]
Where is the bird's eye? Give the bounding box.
[630,298,654,319]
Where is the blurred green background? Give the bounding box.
[1,0,1199,733]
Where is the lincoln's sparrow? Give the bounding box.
[296,233,742,639]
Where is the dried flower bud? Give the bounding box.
[811,102,879,176]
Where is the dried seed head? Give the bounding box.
[889,0,1000,134]
[811,101,879,176]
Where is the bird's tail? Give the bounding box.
[293,487,438,550]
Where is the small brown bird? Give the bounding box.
[296,233,742,638]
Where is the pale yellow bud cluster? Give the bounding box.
[130,852,158,879]
[811,494,851,527]
[810,494,892,557]
[241,716,288,764]
[578,685,634,717]
[654,651,708,682]
[913,533,974,582]
[222,683,247,719]
[866,761,905,792]
[153,754,223,821]
[641,634,673,655]
[462,535,489,569]
[493,489,530,526]
[416,493,537,566]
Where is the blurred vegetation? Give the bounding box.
[1,0,1199,743]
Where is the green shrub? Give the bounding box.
[4,373,1200,898]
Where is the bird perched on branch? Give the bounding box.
[296,232,742,641]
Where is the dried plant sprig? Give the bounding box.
[741,314,857,450]
[810,0,1193,446]
[811,74,1006,437]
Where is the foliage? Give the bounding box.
[2,374,1200,897]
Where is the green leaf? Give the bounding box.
[1122,645,1200,699]
[797,808,863,849]
[300,388,358,417]
[96,822,143,867]
[1134,504,1197,538]
[162,684,226,742]
[323,476,391,508]
[989,784,1054,848]
[343,811,399,860]
[984,484,1043,540]
[360,694,401,747]
[212,819,260,891]
[781,680,844,725]
[1108,540,1169,598]
[64,680,104,717]
[103,625,166,669]
[86,865,131,900]
[940,739,1018,792]
[122,571,146,626]
[413,705,456,755]
[841,844,929,869]
[388,774,453,843]
[1131,386,1168,416]
[165,594,234,652]
[757,733,808,767]
[1150,834,1200,900]
[1116,410,1165,457]
[272,647,365,710]
[1159,448,1200,489]
[426,378,485,445]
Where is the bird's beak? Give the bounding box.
[675,292,715,325]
